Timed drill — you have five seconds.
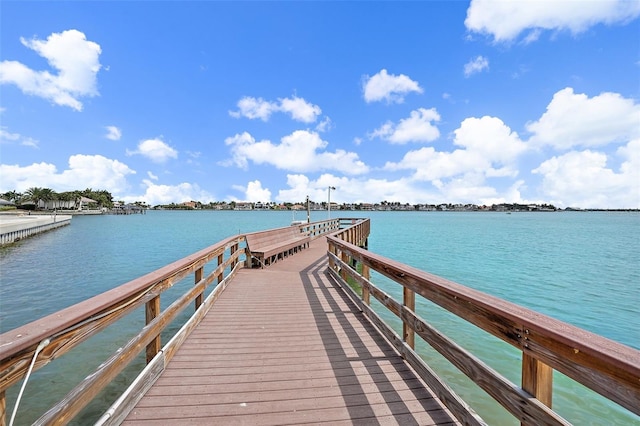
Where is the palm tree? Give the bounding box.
[1,191,21,203]
[25,187,55,209]
[25,187,44,208]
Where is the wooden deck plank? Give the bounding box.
[123,240,460,425]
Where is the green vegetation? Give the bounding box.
[1,188,115,210]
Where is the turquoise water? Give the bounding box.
[1,210,638,425]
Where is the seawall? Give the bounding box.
[0,214,72,246]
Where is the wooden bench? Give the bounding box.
[245,226,311,268]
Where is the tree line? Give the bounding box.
[1,188,115,209]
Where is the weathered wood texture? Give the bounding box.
[327,230,640,422]
[123,241,461,425]
[244,226,311,268]
[0,236,244,426]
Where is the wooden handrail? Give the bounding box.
[0,218,344,425]
[326,222,640,425]
[0,235,244,425]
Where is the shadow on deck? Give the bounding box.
[122,242,459,425]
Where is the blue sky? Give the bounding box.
[1,1,639,208]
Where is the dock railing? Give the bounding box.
[326,218,640,426]
[0,218,340,426]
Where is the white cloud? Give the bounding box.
[229,95,322,123]
[147,171,158,180]
[224,130,369,175]
[527,87,640,149]
[279,96,322,123]
[0,128,20,142]
[0,154,135,195]
[0,29,102,110]
[126,179,214,206]
[274,172,521,206]
[234,180,272,202]
[454,116,527,162]
[126,138,178,163]
[0,127,39,148]
[105,126,122,141]
[532,141,640,208]
[229,97,277,121]
[362,69,423,104]
[315,116,333,133]
[370,108,441,144]
[464,56,489,77]
[385,116,525,182]
[276,173,434,205]
[465,0,640,42]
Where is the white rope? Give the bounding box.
[9,338,50,426]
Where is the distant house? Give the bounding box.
[234,202,252,210]
[181,201,197,209]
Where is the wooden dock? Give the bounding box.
[123,242,460,425]
[2,218,637,426]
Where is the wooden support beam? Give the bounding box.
[194,267,203,310]
[522,353,553,423]
[145,296,161,364]
[1,390,5,426]
[403,287,415,349]
[362,264,370,305]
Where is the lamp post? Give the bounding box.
[328,186,336,219]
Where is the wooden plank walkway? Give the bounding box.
[123,240,460,425]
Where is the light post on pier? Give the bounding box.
[328,186,336,219]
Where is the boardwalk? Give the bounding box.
[123,241,460,425]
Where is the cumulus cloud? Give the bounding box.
[385,116,526,181]
[276,173,434,205]
[465,0,640,42]
[233,180,272,202]
[527,87,640,149]
[532,140,640,208]
[223,130,369,175]
[0,154,135,194]
[369,108,441,144]
[315,116,333,133]
[275,172,517,206]
[362,69,423,104]
[125,180,215,206]
[126,138,178,163]
[0,29,102,110]
[105,126,122,141]
[464,56,489,77]
[229,95,322,123]
[0,127,39,148]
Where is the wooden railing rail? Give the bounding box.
[294,218,340,239]
[0,235,244,426]
[326,228,640,426]
[0,218,348,425]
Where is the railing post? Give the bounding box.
[230,243,237,268]
[362,264,370,305]
[328,242,336,271]
[1,390,5,426]
[218,253,224,283]
[195,267,203,310]
[403,287,415,349]
[522,353,553,425]
[145,295,161,363]
[340,250,349,281]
